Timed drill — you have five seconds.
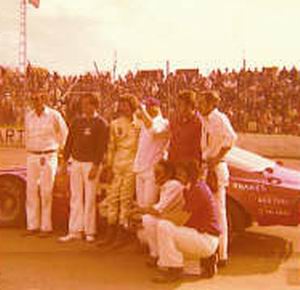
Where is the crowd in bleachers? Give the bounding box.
[1,64,300,134]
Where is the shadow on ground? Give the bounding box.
[0,228,296,290]
[220,230,293,276]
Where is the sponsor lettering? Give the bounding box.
[0,127,25,147]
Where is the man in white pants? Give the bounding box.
[59,94,108,242]
[133,159,185,252]
[133,97,169,208]
[24,91,68,237]
[134,160,221,283]
[198,90,237,267]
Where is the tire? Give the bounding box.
[227,199,248,246]
[0,176,26,227]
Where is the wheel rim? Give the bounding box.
[0,179,23,223]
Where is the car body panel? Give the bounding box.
[226,147,300,226]
[1,147,300,229]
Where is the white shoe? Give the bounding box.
[86,235,96,243]
[58,233,82,242]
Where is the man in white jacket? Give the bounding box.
[24,91,68,237]
[133,97,169,208]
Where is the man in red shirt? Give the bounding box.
[168,90,202,165]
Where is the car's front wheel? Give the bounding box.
[227,198,249,247]
[0,176,26,227]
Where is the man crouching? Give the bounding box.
[129,160,221,283]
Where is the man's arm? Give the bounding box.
[54,110,69,149]
[136,181,184,217]
[136,105,152,129]
[208,114,237,166]
[136,105,169,137]
[94,118,109,166]
[63,120,74,163]
[208,146,232,168]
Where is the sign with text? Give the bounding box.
[0,127,25,147]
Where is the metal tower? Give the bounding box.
[19,0,27,74]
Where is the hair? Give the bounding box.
[199,90,221,105]
[175,159,200,183]
[118,94,138,112]
[29,91,48,104]
[80,93,99,108]
[177,90,196,109]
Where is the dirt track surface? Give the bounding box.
[1,148,300,290]
[0,227,300,290]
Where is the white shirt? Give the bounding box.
[25,106,68,152]
[153,179,185,213]
[201,108,237,161]
[133,114,169,173]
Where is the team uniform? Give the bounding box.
[201,108,237,261]
[104,116,140,227]
[25,106,68,233]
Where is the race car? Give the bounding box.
[225,147,300,233]
[1,147,300,235]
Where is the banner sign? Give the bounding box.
[0,127,25,147]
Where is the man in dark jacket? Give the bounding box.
[59,94,108,243]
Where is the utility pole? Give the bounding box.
[19,0,27,74]
[242,48,246,71]
[112,50,117,81]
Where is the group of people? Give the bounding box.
[23,87,237,283]
[2,64,300,135]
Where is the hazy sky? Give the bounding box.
[1,0,300,75]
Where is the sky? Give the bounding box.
[1,0,300,75]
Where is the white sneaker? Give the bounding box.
[58,233,82,242]
[85,235,96,243]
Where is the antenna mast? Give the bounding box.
[19,0,27,74]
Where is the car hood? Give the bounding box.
[0,166,27,179]
[271,165,300,188]
[227,147,300,191]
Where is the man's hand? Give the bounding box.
[135,108,143,119]
[127,212,143,232]
[88,164,98,180]
[99,165,114,183]
[60,160,68,175]
[207,157,219,169]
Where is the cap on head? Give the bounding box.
[143,96,160,108]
